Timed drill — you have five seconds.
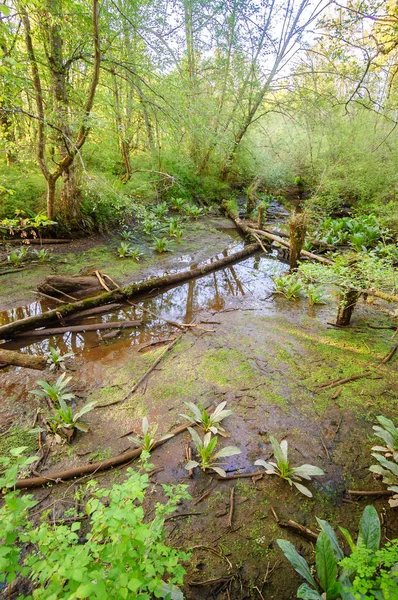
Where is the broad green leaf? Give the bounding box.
[315,531,338,592]
[293,465,324,478]
[188,427,202,451]
[326,581,343,600]
[292,481,313,497]
[213,446,241,459]
[184,460,199,470]
[270,436,287,465]
[212,466,227,477]
[157,581,184,600]
[297,583,323,599]
[277,540,317,588]
[142,417,149,435]
[0,5,11,16]
[338,527,356,553]
[254,459,276,471]
[183,402,202,421]
[316,519,344,561]
[357,505,380,551]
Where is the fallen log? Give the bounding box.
[2,238,71,245]
[0,243,259,340]
[64,304,123,321]
[38,275,103,297]
[348,489,393,497]
[15,418,198,489]
[0,349,46,370]
[222,203,334,266]
[15,320,142,338]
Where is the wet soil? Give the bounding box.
[0,214,397,599]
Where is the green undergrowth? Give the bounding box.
[0,426,38,459]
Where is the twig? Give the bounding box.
[318,371,371,390]
[331,416,343,442]
[31,290,65,304]
[45,285,77,301]
[227,487,235,528]
[185,442,194,478]
[193,490,211,505]
[189,576,233,587]
[216,470,264,481]
[138,337,176,352]
[164,512,202,521]
[269,505,280,523]
[320,436,330,459]
[380,345,397,364]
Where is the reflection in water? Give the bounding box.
[1,253,287,361]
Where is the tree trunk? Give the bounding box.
[47,177,57,220]
[336,290,360,326]
[289,209,308,271]
[61,166,80,220]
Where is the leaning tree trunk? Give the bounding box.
[336,290,360,326]
[289,209,308,271]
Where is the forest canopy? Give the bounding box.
[0,0,397,230]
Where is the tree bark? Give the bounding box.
[289,209,308,270]
[0,242,259,340]
[16,320,142,338]
[0,349,46,370]
[336,290,360,326]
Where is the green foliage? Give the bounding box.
[307,284,328,306]
[152,236,173,253]
[185,427,241,478]
[313,216,384,251]
[255,436,324,497]
[369,415,398,508]
[30,374,75,404]
[116,241,143,260]
[120,229,135,241]
[45,346,74,371]
[277,505,398,600]
[46,399,96,436]
[128,417,174,453]
[180,401,233,437]
[152,202,169,218]
[273,274,303,300]
[0,449,189,598]
[169,197,186,212]
[7,246,29,266]
[33,248,52,263]
[184,205,204,219]
[0,211,56,238]
[339,542,398,599]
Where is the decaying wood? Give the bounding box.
[279,519,318,542]
[2,238,71,245]
[269,506,318,541]
[336,290,360,327]
[138,337,176,352]
[65,304,123,321]
[0,243,259,341]
[380,344,397,364]
[227,487,235,528]
[15,416,200,489]
[289,209,308,270]
[216,470,264,481]
[0,348,46,370]
[222,202,334,266]
[38,275,102,297]
[348,489,394,497]
[15,320,142,338]
[318,371,371,390]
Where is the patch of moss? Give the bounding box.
[199,348,257,389]
[0,426,38,458]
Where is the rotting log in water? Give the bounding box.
[0,243,259,341]
[0,348,46,370]
[15,417,201,489]
[15,320,142,338]
[38,275,105,297]
[222,201,334,266]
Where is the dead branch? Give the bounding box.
[227,487,235,528]
[0,349,46,370]
[318,371,372,390]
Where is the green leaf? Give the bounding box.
[316,519,344,561]
[188,427,202,451]
[293,465,324,478]
[0,5,11,16]
[292,481,313,497]
[277,540,317,588]
[338,527,356,553]
[213,446,241,459]
[297,583,323,599]
[357,505,380,551]
[315,531,338,592]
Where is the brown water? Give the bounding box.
[1,248,288,360]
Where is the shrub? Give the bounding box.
[0,449,190,599]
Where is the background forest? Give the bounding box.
[0,0,397,231]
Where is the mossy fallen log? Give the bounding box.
[0,243,259,340]
[0,349,46,370]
